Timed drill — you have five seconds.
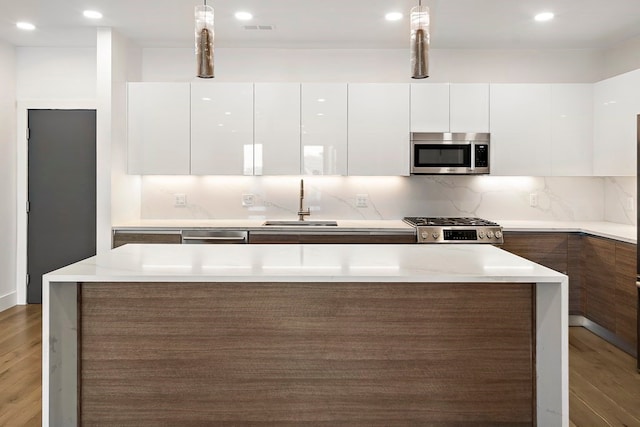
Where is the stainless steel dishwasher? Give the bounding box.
[181,230,248,244]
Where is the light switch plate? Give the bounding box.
[356,194,369,208]
[242,194,255,207]
[174,193,187,207]
[529,193,538,207]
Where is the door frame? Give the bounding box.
[16,100,96,305]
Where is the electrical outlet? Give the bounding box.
[529,193,538,207]
[356,194,369,208]
[242,194,255,207]
[627,196,635,211]
[174,193,187,207]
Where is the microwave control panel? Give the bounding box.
[474,144,489,167]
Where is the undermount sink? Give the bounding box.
[263,220,338,227]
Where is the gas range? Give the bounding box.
[403,217,504,244]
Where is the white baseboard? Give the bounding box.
[0,291,18,313]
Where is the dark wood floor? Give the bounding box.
[0,305,638,426]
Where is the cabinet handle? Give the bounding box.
[182,236,247,243]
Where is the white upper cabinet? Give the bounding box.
[254,83,301,175]
[127,82,190,174]
[450,84,490,133]
[348,83,410,176]
[410,83,489,133]
[550,84,593,176]
[593,69,640,176]
[490,84,552,176]
[301,83,348,175]
[410,83,449,132]
[190,83,254,175]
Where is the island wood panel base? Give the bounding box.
[78,282,536,426]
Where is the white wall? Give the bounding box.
[142,47,604,83]
[110,31,142,229]
[97,28,143,254]
[0,42,17,311]
[16,47,96,99]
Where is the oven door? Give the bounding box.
[411,142,473,174]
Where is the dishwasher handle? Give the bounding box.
[181,231,248,244]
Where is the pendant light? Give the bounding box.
[410,0,430,79]
[195,0,214,78]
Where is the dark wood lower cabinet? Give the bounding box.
[79,281,535,426]
[582,235,617,331]
[568,234,585,315]
[502,231,637,355]
[112,231,182,248]
[499,232,568,274]
[249,232,416,244]
[582,236,637,352]
[501,232,579,313]
[614,241,638,347]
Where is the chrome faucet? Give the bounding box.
[297,179,311,221]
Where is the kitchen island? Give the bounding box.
[43,244,568,426]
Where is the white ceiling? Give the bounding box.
[1,0,640,50]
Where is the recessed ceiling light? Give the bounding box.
[385,12,403,21]
[235,11,253,21]
[83,10,103,20]
[16,22,36,31]
[534,12,554,22]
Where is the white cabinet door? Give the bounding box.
[490,84,552,176]
[410,83,449,132]
[450,84,489,133]
[593,69,640,176]
[301,83,347,175]
[190,83,254,175]
[254,83,301,175]
[550,84,593,176]
[127,83,190,174]
[348,84,410,176]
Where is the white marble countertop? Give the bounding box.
[496,220,636,244]
[44,243,565,284]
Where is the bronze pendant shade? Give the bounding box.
[195,3,214,78]
[410,2,430,79]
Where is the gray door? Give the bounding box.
[27,109,96,303]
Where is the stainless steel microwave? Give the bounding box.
[410,132,490,175]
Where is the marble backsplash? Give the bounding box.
[139,175,636,225]
[604,176,637,225]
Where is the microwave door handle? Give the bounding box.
[470,142,475,171]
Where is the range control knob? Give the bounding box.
[478,231,485,238]
[432,232,440,239]
[421,232,429,240]
[495,230,503,239]
[487,231,494,238]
